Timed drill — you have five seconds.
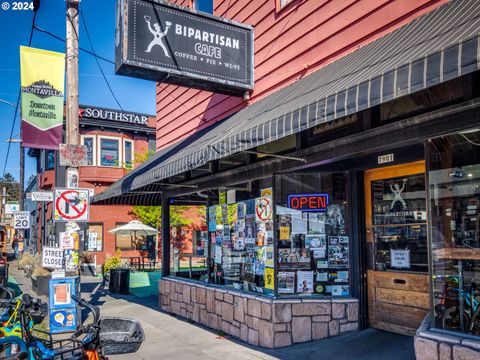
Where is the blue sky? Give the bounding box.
[0,0,156,184]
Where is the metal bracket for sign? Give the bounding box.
[242,150,307,163]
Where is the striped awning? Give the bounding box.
[94,0,480,205]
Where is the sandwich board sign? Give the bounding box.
[54,188,89,222]
[13,211,30,229]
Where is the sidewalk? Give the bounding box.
[9,261,415,360]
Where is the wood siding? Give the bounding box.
[156,0,448,149]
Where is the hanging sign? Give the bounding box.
[54,188,90,222]
[5,203,19,214]
[13,211,30,229]
[255,197,272,222]
[288,194,329,212]
[20,46,65,150]
[390,249,410,269]
[115,0,254,96]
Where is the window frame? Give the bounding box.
[275,0,296,12]
[98,135,122,168]
[81,135,97,166]
[189,0,214,14]
[123,138,134,169]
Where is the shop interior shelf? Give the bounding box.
[434,247,480,260]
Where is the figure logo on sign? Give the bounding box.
[144,15,172,57]
[390,178,408,211]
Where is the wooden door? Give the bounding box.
[365,161,429,336]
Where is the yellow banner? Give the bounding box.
[20,46,65,149]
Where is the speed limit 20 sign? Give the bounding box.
[13,211,30,229]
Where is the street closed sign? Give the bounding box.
[54,188,89,222]
[42,247,64,269]
[13,211,30,229]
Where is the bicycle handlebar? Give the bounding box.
[71,295,100,326]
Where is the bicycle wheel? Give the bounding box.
[442,307,469,332]
[469,310,480,336]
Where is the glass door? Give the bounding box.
[365,161,429,335]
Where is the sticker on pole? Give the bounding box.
[54,188,89,222]
[13,211,30,229]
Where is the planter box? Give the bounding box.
[31,275,51,297]
[81,264,96,276]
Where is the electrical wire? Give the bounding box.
[79,10,124,111]
[33,25,115,65]
[3,11,37,178]
[460,133,480,147]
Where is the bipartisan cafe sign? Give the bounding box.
[115,0,254,96]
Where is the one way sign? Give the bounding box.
[54,188,90,222]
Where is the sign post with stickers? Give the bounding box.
[54,188,90,222]
[13,211,30,229]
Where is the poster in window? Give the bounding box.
[214,245,222,264]
[208,206,216,231]
[308,213,325,234]
[390,249,410,269]
[264,267,275,290]
[325,204,346,234]
[312,247,326,259]
[255,197,272,222]
[221,204,228,224]
[278,272,295,294]
[256,222,267,247]
[96,239,102,251]
[291,213,308,234]
[228,203,237,225]
[265,246,274,267]
[237,203,245,220]
[297,271,314,293]
[88,232,97,251]
[215,206,223,225]
[328,243,349,268]
[245,215,256,248]
[305,234,326,248]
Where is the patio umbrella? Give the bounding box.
[109,220,159,249]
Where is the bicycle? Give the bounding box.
[439,276,480,335]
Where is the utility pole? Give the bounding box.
[66,0,79,148]
[66,0,81,276]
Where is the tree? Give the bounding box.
[0,173,20,203]
[129,205,205,230]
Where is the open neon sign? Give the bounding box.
[287,194,329,212]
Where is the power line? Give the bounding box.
[79,10,124,111]
[3,12,37,178]
[0,98,17,108]
[33,25,115,65]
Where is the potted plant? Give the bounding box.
[103,252,131,294]
[80,251,96,276]
[31,267,51,297]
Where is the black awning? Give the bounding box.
[94,0,480,205]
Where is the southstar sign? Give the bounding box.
[115,0,254,96]
[79,107,149,126]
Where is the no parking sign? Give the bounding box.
[54,188,90,222]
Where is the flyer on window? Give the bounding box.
[278,272,295,293]
[265,246,274,267]
[297,271,314,293]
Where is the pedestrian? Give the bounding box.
[12,235,19,260]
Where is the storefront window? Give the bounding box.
[170,206,208,281]
[124,140,133,168]
[100,138,119,167]
[274,173,350,297]
[207,183,274,294]
[428,130,480,336]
